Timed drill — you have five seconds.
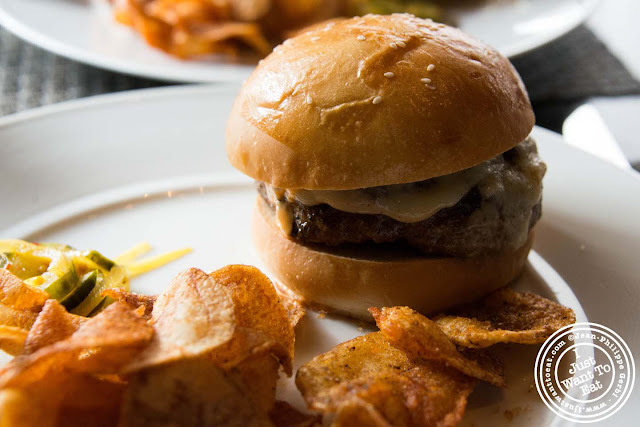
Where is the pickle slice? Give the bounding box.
[82,250,115,271]
[87,296,112,317]
[60,270,102,310]
[4,251,51,280]
[71,266,128,316]
[41,264,80,301]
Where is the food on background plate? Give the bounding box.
[110,0,341,58]
[0,239,190,355]
[0,265,297,426]
[226,13,545,319]
[108,1,443,59]
[297,300,575,426]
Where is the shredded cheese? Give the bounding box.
[126,247,192,278]
[113,242,152,265]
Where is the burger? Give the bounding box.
[226,14,546,320]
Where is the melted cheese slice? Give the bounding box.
[285,162,491,223]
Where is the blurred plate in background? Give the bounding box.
[0,0,598,83]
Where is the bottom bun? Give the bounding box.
[253,198,534,321]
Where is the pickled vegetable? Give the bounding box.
[60,270,102,310]
[71,266,128,317]
[1,239,189,317]
[41,264,80,301]
[83,250,115,271]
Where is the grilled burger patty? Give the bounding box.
[258,138,546,258]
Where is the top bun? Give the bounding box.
[226,14,534,190]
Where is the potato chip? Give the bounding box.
[275,287,306,328]
[0,269,50,355]
[0,269,48,311]
[210,265,294,374]
[226,347,281,414]
[0,302,153,388]
[119,357,273,426]
[0,387,56,427]
[433,288,577,348]
[332,397,391,427]
[0,304,37,334]
[335,400,391,427]
[0,372,124,427]
[21,299,87,355]
[114,0,272,58]
[296,332,475,427]
[208,327,276,368]
[269,400,320,427]
[0,325,28,356]
[124,268,235,372]
[370,306,505,387]
[102,288,156,318]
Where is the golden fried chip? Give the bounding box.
[207,329,283,414]
[0,304,38,332]
[226,347,281,414]
[270,400,320,427]
[0,269,48,311]
[21,299,87,355]
[125,268,235,372]
[0,387,56,427]
[276,287,306,328]
[211,265,294,374]
[0,269,50,355]
[115,0,272,58]
[0,325,28,356]
[433,288,577,348]
[119,358,273,427]
[370,306,505,387]
[296,332,475,427]
[102,288,156,318]
[333,397,391,427]
[0,372,124,427]
[0,302,153,388]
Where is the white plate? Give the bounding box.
[0,0,598,83]
[0,84,638,425]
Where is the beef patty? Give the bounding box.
[258,138,546,258]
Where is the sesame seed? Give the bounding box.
[357,35,365,41]
[390,42,398,50]
[396,41,406,48]
[306,95,313,105]
[310,36,320,42]
[427,64,435,71]
[421,78,431,83]
[372,96,382,104]
[384,72,395,78]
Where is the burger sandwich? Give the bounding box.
[226,14,546,320]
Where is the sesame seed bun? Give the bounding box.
[226,14,534,190]
[253,198,533,320]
